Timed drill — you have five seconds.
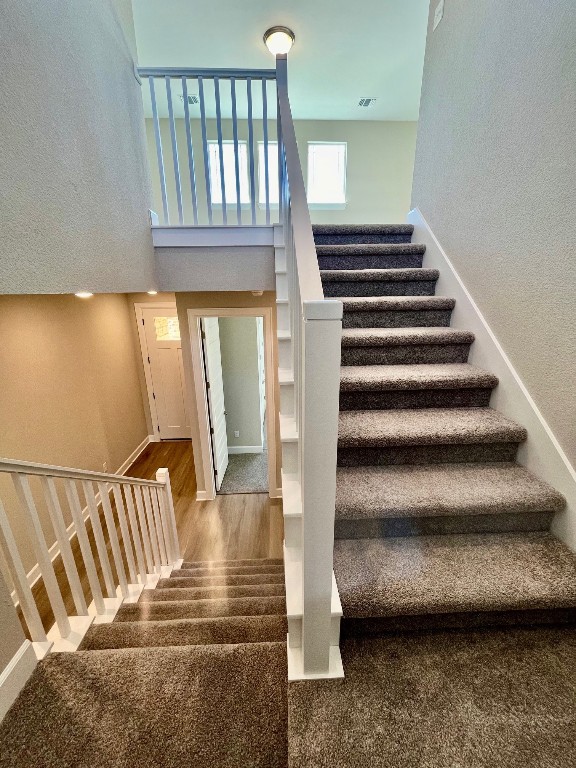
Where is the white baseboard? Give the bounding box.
[227,445,264,454]
[0,640,37,722]
[195,490,213,502]
[408,208,576,551]
[10,435,152,606]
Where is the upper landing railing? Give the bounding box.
[138,66,279,227]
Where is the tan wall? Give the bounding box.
[0,571,25,672]
[0,0,156,294]
[175,292,280,497]
[0,294,149,576]
[146,118,417,226]
[411,0,576,469]
[219,318,263,450]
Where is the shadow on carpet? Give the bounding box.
[219,452,268,494]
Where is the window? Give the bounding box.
[258,142,279,206]
[208,141,249,205]
[153,316,181,342]
[306,142,347,205]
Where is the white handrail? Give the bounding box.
[0,459,180,656]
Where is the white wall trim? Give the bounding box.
[0,640,37,722]
[10,436,152,606]
[227,445,264,455]
[409,207,576,550]
[152,225,274,248]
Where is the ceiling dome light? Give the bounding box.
[75,291,93,299]
[263,26,295,56]
[147,290,158,295]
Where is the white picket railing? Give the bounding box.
[0,458,181,657]
[276,55,343,678]
[138,66,279,227]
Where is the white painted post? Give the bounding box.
[110,484,138,584]
[94,481,129,598]
[81,481,116,598]
[11,474,71,639]
[122,485,147,583]
[150,487,168,565]
[142,486,162,573]
[41,476,88,616]
[156,468,180,562]
[0,497,47,643]
[300,302,342,675]
[64,480,105,615]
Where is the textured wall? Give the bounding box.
[219,317,263,450]
[146,118,417,226]
[0,294,148,573]
[0,571,25,672]
[0,0,155,293]
[412,0,576,467]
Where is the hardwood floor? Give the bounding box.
[128,440,284,562]
[25,440,283,634]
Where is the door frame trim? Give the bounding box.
[187,307,279,500]
[134,302,179,442]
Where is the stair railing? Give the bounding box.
[137,66,279,227]
[0,457,181,657]
[276,55,343,676]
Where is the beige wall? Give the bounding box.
[411,0,576,469]
[219,317,263,450]
[0,0,155,294]
[146,118,417,226]
[0,294,149,577]
[175,292,281,497]
[0,571,25,672]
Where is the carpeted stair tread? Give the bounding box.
[79,615,288,650]
[287,626,576,768]
[0,643,287,768]
[334,532,576,620]
[157,573,285,588]
[313,224,414,237]
[340,363,498,391]
[115,595,286,622]
[139,584,285,602]
[316,243,425,257]
[342,295,455,312]
[321,268,438,282]
[180,557,283,568]
[170,564,285,578]
[341,326,474,347]
[338,407,527,447]
[335,463,565,519]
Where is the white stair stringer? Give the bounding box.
[280,414,299,476]
[282,469,302,547]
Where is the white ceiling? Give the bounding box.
[131,0,430,122]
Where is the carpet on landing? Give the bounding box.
[0,642,288,768]
[218,451,269,494]
[288,625,576,768]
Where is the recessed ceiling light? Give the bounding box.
[147,290,158,295]
[263,26,295,56]
[75,291,93,299]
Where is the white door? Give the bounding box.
[141,306,190,440]
[201,318,229,491]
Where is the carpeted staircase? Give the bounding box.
[0,558,289,768]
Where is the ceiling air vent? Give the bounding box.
[179,94,199,105]
[358,97,377,107]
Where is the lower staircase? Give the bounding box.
[0,558,289,768]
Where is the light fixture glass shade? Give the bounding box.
[263,26,295,56]
[75,291,93,299]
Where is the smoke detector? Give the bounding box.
[358,97,377,108]
[179,94,199,106]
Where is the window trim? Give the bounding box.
[306,141,348,208]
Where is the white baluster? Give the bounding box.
[197,76,213,225]
[94,481,128,598]
[133,485,155,575]
[156,469,180,564]
[148,76,169,224]
[181,76,199,226]
[40,476,88,616]
[142,486,162,573]
[165,75,184,224]
[150,487,168,566]
[247,76,257,225]
[121,485,147,584]
[81,480,116,598]
[11,474,71,639]
[230,77,242,225]
[110,484,137,584]
[214,77,227,224]
[64,480,105,615]
[0,497,47,644]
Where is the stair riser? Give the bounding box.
[314,234,414,245]
[339,387,493,410]
[342,309,453,328]
[116,597,287,622]
[323,280,437,298]
[179,558,283,569]
[278,337,292,369]
[171,565,285,578]
[318,254,423,270]
[140,584,285,601]
[334,510,554,539]
[337,442,520,466]
[159,574,285,587]
[340,344,471,366]
[340,608,576,637]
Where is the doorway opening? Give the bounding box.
[201,315,268,494]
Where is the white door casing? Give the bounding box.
[136,304,190,440]
[201,318,229,491]
[256,317,266,445]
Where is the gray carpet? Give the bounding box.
[218,451,269,494]
[288,625,576,767]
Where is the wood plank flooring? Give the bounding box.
[27,440,283,633]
